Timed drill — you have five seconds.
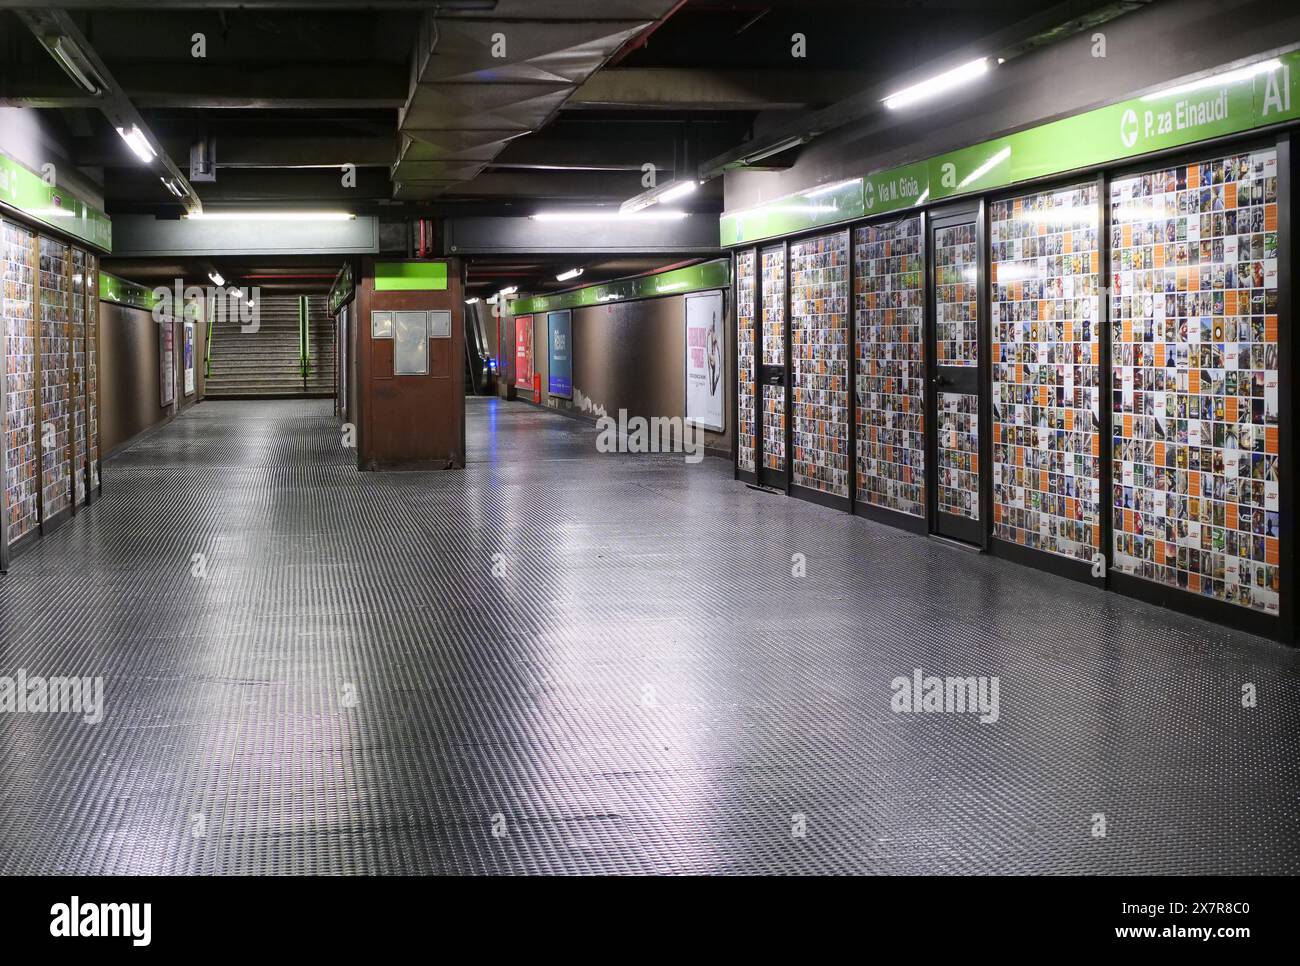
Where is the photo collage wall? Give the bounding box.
[72,248,88,506]
[39,236,71,523]
[854,216,926,517]
[991,184,1102,561]
[736,248,756,474]
[731,136,1287,630]
[86,251,100,491]
[790,231,849,497]
[1110,148,1281,614]
[934,223,981,520]
[3,220,38,547]
[760,245,787,473]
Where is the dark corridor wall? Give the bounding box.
[99,301,206,457]
[524,291,733,457]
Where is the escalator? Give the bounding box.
[464,299,494,395]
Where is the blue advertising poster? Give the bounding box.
[547,310,572,399]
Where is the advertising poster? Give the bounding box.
[684,290,725,432]
[514,314,533,392]
[159,318,175,408]
[183,320,196,397]
[547,310,572,399]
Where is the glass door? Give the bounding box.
[756,243,788,489]
[928,205,987,544]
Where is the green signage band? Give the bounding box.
[721,50,1300,245]
[374,261,448,291]
[718,178,865,250]
[98,271,158,310]
[510,259,730,316]
[0,151,113,251]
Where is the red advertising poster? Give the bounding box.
[514,315,533,392]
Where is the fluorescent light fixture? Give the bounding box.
[32,207,75,219]
[115,124,157,163]
[49,37,104,96]
[658,181,697,203]
[739,135,809,166]
[498,285,518,295]
[621,178,699,214]
[958,146,1011,188]
[185,210,355,221]
[208,271,225,287]
[465,297,480,304]
[1140,58,1282,101]
[555,267,584,282]
[530,210,688,222]
[160,177,183,198]
[883,57,990,110]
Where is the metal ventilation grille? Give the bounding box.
[392,3,679,200]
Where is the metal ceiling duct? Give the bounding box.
[392,2,681,200]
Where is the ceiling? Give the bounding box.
[0,0,1119,296]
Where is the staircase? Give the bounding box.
[205,294,335,398]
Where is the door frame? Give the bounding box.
[754,240,790,491]
[925,200,991,548]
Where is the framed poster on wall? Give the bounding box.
[514,314,533,392]
[547,310,572,399]
[159,318,175,408]
[685,289,726,432]
[183,320,196,397]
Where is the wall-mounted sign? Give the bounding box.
[427,310,452,339]
[98,271,157,310]
[328,261,355,314]
[515,315,533,392]
[547,310,572,399]
[160,319,175,408]
[0,151,113,251]
[510,259,730,316]
[183,320,196,397]
[684,290,725,432]
[393,310,429,375]
[374,261,448,291]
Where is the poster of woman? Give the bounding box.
[684,290,725,432]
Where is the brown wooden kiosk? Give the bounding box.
[353,257,465,470]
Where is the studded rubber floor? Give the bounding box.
[1,397,1297,875]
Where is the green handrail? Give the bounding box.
[204,297,215,379]
[299,295,310,384]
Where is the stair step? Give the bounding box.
[203,294,334,399]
